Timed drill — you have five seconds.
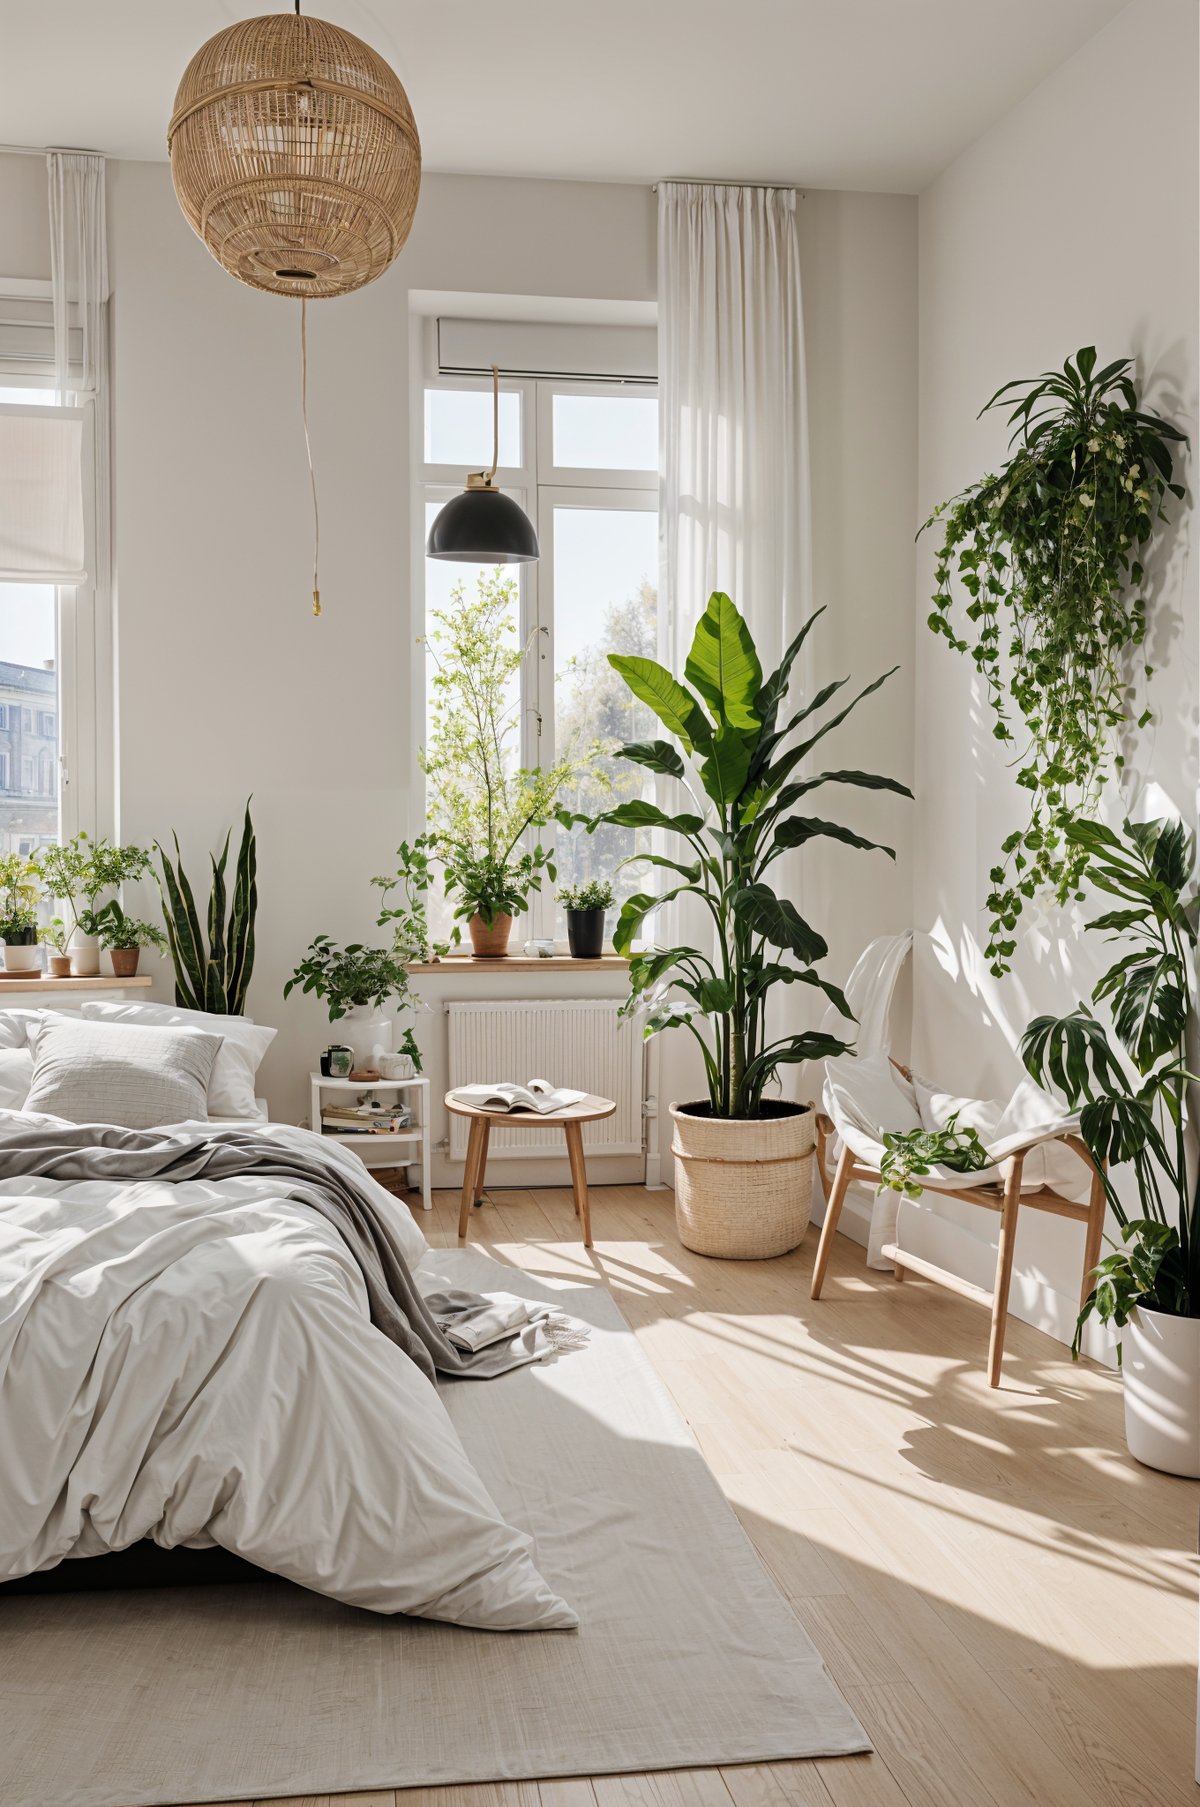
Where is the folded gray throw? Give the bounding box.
[0,1119,584,1383]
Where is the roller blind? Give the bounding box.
[437,317,656,384]
[0,404,86,584]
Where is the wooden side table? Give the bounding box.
[445,1092,616,1247]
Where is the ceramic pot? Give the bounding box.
[67,928,100,977]
[1,940,42,975]
[48,953,72,978]
[1123,1306,1200,1477]
[109,947,141,978]
[669,1100,815,1259]
[468,912,512,957]
[566,908,605,959]
[338,1005,393,1072]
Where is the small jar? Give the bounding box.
[523,938,555,959]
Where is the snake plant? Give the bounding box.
[156,801,257,1015]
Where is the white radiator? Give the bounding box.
[446,998,644,1160]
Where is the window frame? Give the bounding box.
[418,371,658,948]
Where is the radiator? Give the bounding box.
[446,998,644,1160]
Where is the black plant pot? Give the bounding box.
[566,908,605,959]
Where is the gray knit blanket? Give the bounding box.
[0,1119,584,1383]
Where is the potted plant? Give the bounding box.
[95,903,167,977]
[156,803,257,1013]
[372,833,448,964]
[920,346,1186,974]
[559,878,614,959]
[422,572,588,956]
[284,937,423,1073]
[0,853,42,975]
[1022,815,1200,1476]
[39,918,72,978]
[35,833,154,976]
[582,590,909,1258]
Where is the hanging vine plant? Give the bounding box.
[920,346,1186,975]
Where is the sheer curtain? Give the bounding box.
[655,182,814,1133]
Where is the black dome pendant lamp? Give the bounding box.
[426,364,541,564]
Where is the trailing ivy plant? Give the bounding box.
[920,347,1186,975]
[876,1112,991,1200]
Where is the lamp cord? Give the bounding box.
[487,363,499,484]
[300,298,321,616]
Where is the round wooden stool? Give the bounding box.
[445,1092,616,1247]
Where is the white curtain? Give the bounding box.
[655,182,814,1128]
[0,409,85,582]
[47,151,109,591]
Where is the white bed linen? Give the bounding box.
[0,1113,575,1631]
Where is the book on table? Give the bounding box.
[448,1079,585,1115]
[321,1102,413,1134]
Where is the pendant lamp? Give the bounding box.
[426,366,541,564]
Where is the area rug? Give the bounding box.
[0,1248,868,1807]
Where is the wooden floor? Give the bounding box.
[199,1181,1198,1807]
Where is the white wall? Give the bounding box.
[910,0,1199,1350]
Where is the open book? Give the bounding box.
[449,1079,585,1115]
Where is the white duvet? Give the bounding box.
[0,1114,576,1631]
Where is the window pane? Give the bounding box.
[552,506,658,939]
[552,393,658,471]
[424,387,521,468]
[0,584,59,864]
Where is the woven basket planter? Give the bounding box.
[669,1101,815,1259]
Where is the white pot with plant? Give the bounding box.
[421,572,589,958]
[0,853,42,975]
[285,937,423,1076]
[35,833,154,978]
[1023,815,1200,1476]
[580,590,909,1259]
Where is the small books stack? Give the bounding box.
[448,1078,585,1115]
[322,1102,413,1135]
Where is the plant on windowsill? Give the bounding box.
[920,346,1186,975]
[577,589,911,1259]
[94,902,168,978]
[34,833,155,976]
[284,938,423,1073]
[39,916,72,977]
[0,853,41,974]
[1021,815,1200,1477]
[558,878,614,960]
[421,571,592,957]
[372,834,449,964]
[155,801,257,1014]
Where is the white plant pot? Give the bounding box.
[1123,1306,1200,1478]
[338,1005,393,1072]
[67,929,100,977]
[1,941,42,974]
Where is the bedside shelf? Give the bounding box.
[309,1072,431,1210]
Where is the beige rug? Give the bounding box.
[0,1249,867,1807]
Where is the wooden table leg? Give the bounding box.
[987,1156,1024,1388]
[458,1118,489,1240]
[564,1119,592,1248]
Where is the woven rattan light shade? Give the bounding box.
[168,13,421,299]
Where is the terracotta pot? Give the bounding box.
[468,912,513,958]
[48,954,72,978]
[109,947,141,978]
[669,1099,815,1259]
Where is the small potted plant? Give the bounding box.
[284,937,422,1072]
[39,917,72,978]
[95,902,167,977]
[558,878,614,958]
[0,853,42,975]
[35,833,154,976]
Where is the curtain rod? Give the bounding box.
[652,178,806,195]
[0,143,105,159]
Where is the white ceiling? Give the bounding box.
[0,0,1128,192]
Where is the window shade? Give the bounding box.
[437,317,656,383]
[0,406,86,583]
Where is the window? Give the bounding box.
[419,374,657,946]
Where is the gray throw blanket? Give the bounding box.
[0,1119,585,1383]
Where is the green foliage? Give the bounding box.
[422,572,586,930]
[93,903,167,952]
[921,348,1187,974]
[38,916,69,954]
[372,834,448,961]
[1020,816,1199,1350]
[877,1111,991,1200]
[284,937,415,1021]
[558,878,614,911]
[581,591,911,1119]
[0,852,39,939]
[156,802,257,1016]
[35,833,154,936]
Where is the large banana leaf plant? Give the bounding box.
[1021,816,1199,1351]
[577,592,911,1118]
[155,801,257,1015]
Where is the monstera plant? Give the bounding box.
[579,590,910,1259]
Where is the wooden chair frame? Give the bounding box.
[809,1065,1107,1387]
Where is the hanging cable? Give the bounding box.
[300,297,321,616]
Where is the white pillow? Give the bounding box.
[81,1000,274,1119]
[0,1008,83,1113]
[25,1016,223,1129]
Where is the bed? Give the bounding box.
[0,1003,577,1631]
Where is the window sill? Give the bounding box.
[0,973,155,992]
[406,955,629,974]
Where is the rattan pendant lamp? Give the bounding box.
[426,365,541,564]
[168,2,421,609]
